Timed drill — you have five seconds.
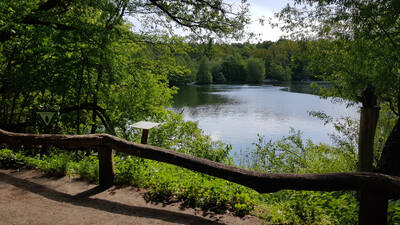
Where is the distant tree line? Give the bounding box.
[170,39,316,85]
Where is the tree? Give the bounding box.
[221,55,247,83]
[269,62,292,81]
[263,40,299,81]
[169,54,195,86]
[211,61,226,84]
[277,3,400,222]
[246,57,265,83]
[0,0,249,135]
[196,57,213,84]
[277,0,400,176]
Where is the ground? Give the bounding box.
[0,169,261,225]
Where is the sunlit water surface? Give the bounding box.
[171,83,359,158]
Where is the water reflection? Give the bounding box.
[171,83,359,157]
[173,85,239,107]
[272,81,331,94]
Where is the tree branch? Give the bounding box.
[60,103,114,134]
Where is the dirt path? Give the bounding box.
[0,169,261,225]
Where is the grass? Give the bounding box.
[1,148,399,225]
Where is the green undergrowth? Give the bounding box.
[1,119,400,224]
[2,148,399,224]
[0,148,256,216]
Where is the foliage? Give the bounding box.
[169,54,196,85]
[269,62,292,81]
[265,40,295,81]
[309,107,398,168]
[245,57,265,83]
[196,56,213,84]
[241,128,357,173]
[0,0,249,135]
[276,0,400,176]
[0,148,256,216]
[117,112,232,163]
[258,191,358,225]
[185,40,314,84]
[238,129,359,224]
[389,200,400,225]
[210,60,226,84]
[0,149,24,168]
[129,0,250,42]
[2,1,400,223]
[2,121,400,223]
[373,106,398,165]
[0,1,173,135]
[220,55,247,83]
[148,112,232,163]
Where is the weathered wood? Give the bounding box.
[1,129,400,195]
[358,105,385,225]
[132,121,160,144]
[359,190,388,225]
[0,129,103,150]
[358,107,379,172]
[97,146,114,187]
[140,129,149,144]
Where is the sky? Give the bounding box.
[243,0,292,41]
[128,0,293,42]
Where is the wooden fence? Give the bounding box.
[0,128,399,225]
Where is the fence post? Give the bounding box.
[141,129,149,144]
[358,107,379,172]
[97,146,114,187]
[357,86,387,225]
[359,190,388,225]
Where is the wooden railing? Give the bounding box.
[0,128,399,225]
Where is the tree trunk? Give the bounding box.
[377,118,400,177]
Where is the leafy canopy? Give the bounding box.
[0,0,250,135]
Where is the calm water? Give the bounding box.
[171,83,359,156]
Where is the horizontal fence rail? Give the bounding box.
[0,128,399,225]
[1,129,399,194]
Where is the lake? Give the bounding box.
[171,83,359,156]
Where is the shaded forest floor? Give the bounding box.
[0,169,261,225]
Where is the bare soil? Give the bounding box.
[0,169,262,225]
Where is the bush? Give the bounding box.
[240,129,359,224]
[241,129,357,173]
[149,112,232,163]
[36,153,74,176]
[0,149,24,168]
